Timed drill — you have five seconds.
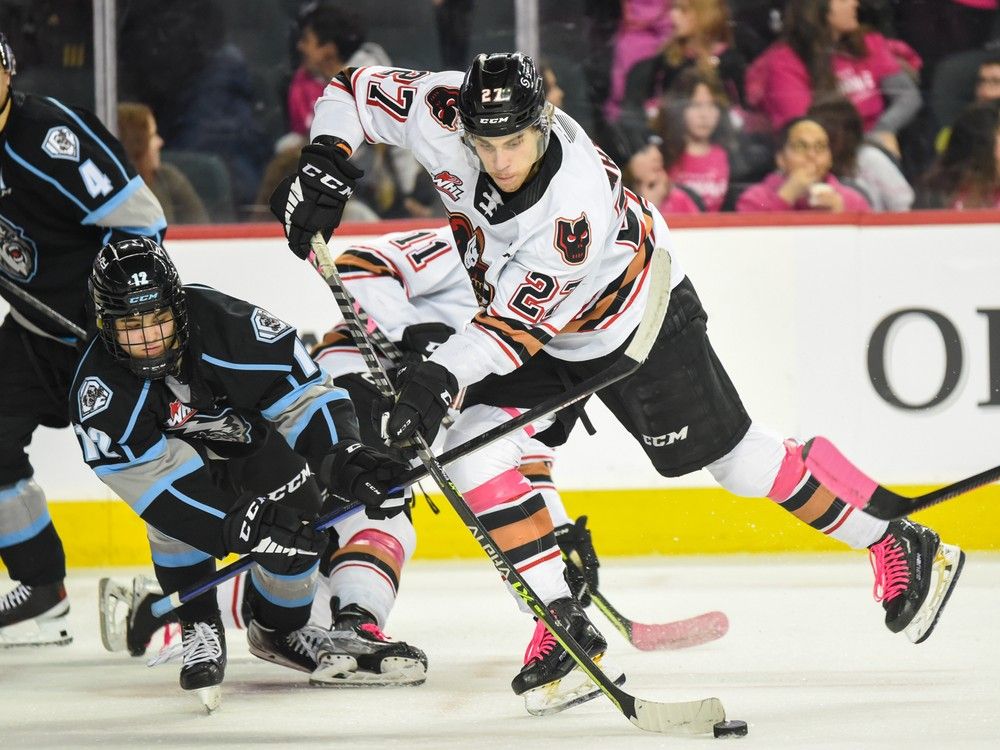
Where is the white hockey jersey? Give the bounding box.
[311,65,684,389]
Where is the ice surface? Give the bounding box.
[2,554,997,749]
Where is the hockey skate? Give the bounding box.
[310,602,427,688]
[868,518,965,644]
[511,597,623,716]
[98,576,177,655]
[0,581,72,648]
[148,617,226,712]
[247,619,355,684]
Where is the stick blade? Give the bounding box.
[630,611,729,651]
[631,696,726,735]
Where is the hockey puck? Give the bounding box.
[713,720,748,738]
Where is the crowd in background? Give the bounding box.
[3,0,1000,222]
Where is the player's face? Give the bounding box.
[114,309,176,359]
[778,120,832,178]
[827,0,859,36]
[684,84,720,142]
[469,128,545,192]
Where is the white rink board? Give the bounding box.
[5,221,1000,500]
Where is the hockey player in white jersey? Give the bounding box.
[270,52,965,707]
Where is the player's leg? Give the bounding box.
[0,322,78,648]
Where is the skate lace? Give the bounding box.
[287,625,331,659]
[359,622,389,642]
[0,584,31,612]
[147,622,221,668]
[869,534,909,603]
[523,619,557,665]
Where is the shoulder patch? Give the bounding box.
[553,213,592,265]
[425,85,461,131]
[251,307,293,343]
[42,126,81,162]
[77,377,113,421]
[0,215,38,282]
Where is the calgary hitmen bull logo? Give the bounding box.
[553,213,592,266]
[0,215,38,282]
[449,212,494,306]
[425,85,461,131]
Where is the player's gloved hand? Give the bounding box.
[269,135,363,260]
[321,440,409,520]
[383,360,458,448]
[223,495,324,575]
[398,323,456,359]
[554,516,600,607]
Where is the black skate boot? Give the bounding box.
[868,518,965,644]
[247,619,344,676]
[511,597,619,716]
[310,600,427,687]
[177,618,226,712]
[99,576,178,656]
[0,581,72,648]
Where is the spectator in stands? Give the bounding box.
[656,69,733,211]
[935,55,1000,152]
[603,0,675,123]
[118,103,209,225]
[807,97,914,211]
[620,0,746,130]
[736,116,871,212]
[745,0,921,159]
[917,101,1000,209]
[540,61,566,110]
[896,0,999,84]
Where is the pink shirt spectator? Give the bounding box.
[604,0,673,122]
[746,32,900,132]
[658,185,702,214]
[287,67,326,137]
[735,172,871,212]
[668,145,730,212]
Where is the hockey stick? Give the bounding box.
[150,500,364,618]
[0,274,86,339]
[591,590,729,652]
[313,233,724,735]
[802,436,999,520]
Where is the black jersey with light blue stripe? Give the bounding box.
[0,91,167,339]
[68,285,360,556]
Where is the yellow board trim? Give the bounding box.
[2,485,996,569]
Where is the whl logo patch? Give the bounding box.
[166,401,195,428]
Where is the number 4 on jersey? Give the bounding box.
[79,159,113,198]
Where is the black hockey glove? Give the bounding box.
[321,440,409,520]
[269,136,364,260]
[222,495,325,575]
[554,516,600,607]
[383,360,458,448]
[398,323,456,359]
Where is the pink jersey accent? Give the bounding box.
[802,436,879,511]
[345,529,406,569]
[747,33,900,131]
[736,172,872,213]
[767,439,807,502]
[500,406,536,438]
[669,146,730,212]
[465,469,533,513]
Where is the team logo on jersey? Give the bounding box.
[432,171,464,201]
[0,215,38,282]
[78,377,113,421]
[251,307,293,343]
[166,401,195,429]
[425,85,461,131]
[167,409,252,443]
[42,126,80,162]
[553,213,591,265]
[449,212,493,305]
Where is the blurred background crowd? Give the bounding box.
[6,0,1000,223]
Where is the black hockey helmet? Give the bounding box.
[0,32,15,76]
[458,52,548,139]
[90,237,188,379]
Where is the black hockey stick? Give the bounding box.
[802,436,999,520]
[314,233,724,735]
[0,274,86,339]
[591,589,730,652]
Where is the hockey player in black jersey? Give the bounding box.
[0,32,168,647]
[70,238,421,709]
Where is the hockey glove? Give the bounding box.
[222,495,325,575]
[554,516,600,607]
[383,360,458,448]
[398,323,456,359]
[321,440,409,520]
[269,136,364,259]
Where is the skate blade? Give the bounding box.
[98,577,130,652]
[905,543,966,644]
[523,656,625,717]
[0,615,72,649]
[193,685,222,713]
[310,654,427,688]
